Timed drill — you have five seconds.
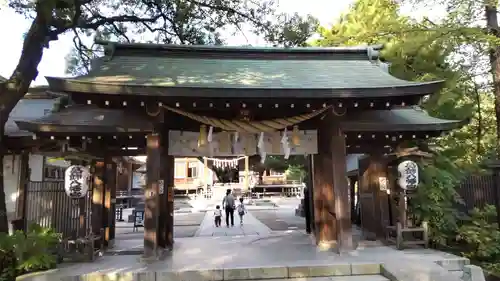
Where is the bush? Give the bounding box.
[0,224,61,281]
[0,234,17,281]
[409,154,464,246]
[457,205,500,262]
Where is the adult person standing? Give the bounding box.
[222,189,235,227]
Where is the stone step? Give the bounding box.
[60,263,386,281]
[239,276,389,281]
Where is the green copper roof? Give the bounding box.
[341,106,467,132]
[16,105,464,135]
[45,41,444,98]
[16,105,154,134]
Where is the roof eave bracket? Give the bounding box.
[103,42,117,61]
[367,46,381,61]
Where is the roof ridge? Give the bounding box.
[95,40,384,57]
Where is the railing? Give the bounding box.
[116,189,143,197]
[117,190,130,197]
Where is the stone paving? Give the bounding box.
[16,206,478,281]
[18,230,472,279]
[251,209,306,231]
[108,211,207,255]
[195,210,272,237]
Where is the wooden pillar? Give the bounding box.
[15,151,29,230]
[308,155,316,234]
[313,117,336,249]
[204,157,208,189]
[244,156,249,191]
[165,155,174,249]
[329,121,353,252]
[159,127,174,250]
[91,160,105,241]
[304,155,313,234]
[103,158,117,248]
[349,177,356,224]
[144,133,161,258]
[358,154,388,239]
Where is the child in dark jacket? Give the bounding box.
[214,205,222,227]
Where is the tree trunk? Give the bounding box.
[473,83,483,155]
[485,2,500,231]
[0,140,6,233]
[0,15,51,233]
[485,4,500,157]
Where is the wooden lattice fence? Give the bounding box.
[456,174,496,211]
[25,181,92,238]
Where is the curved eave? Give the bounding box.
[341,108,469,132]
[15,105,154,134]
[46,77,444,98]
[15,121,153,134]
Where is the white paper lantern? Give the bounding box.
[64,165,90,199]
[397,160,419,190]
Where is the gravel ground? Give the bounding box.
[251,209,306,231]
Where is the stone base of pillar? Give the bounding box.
[317,240,337,251]
[139,247,172,262]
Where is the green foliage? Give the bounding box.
[285,165,306,182]
[14,224,61,273]
[313,0,492,167]
[314,0,495,247]
[457,205,500,262]
[0,224,61,280]
[51,95,71,113]
[14,0,322,74]
[410,153,465,245]
[0,234,16,281]
[262,13,319,47]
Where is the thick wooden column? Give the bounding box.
[244,156,249,190]
[308,155,316,235]
[92,161,106,244]
[15,151,29,230]
[329,122,353,252]
[349,177,356,224]
[144,133,161,258]
[312,117,336,249]
[165,155,175,249]
[304,155,313,234]
[204,157,209,189]
[103,158,117,248]
[159,127,174,250]
[358,154,388,239]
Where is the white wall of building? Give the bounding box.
[4,155,21,221]
[29,154,44,181]
[4,154,67,221]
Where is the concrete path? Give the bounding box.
[18,232,471,281]
[195,211,272,237]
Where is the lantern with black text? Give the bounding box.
[397,160,419,190]
[64,165,90,198]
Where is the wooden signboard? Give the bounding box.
[133,209,144,231]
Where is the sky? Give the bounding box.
[0,0,443,85]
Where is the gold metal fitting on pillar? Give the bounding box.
[292,125,300,146]
[198,125,207,147]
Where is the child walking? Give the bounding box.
[214,205,222,227]
[237,198,247,225]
